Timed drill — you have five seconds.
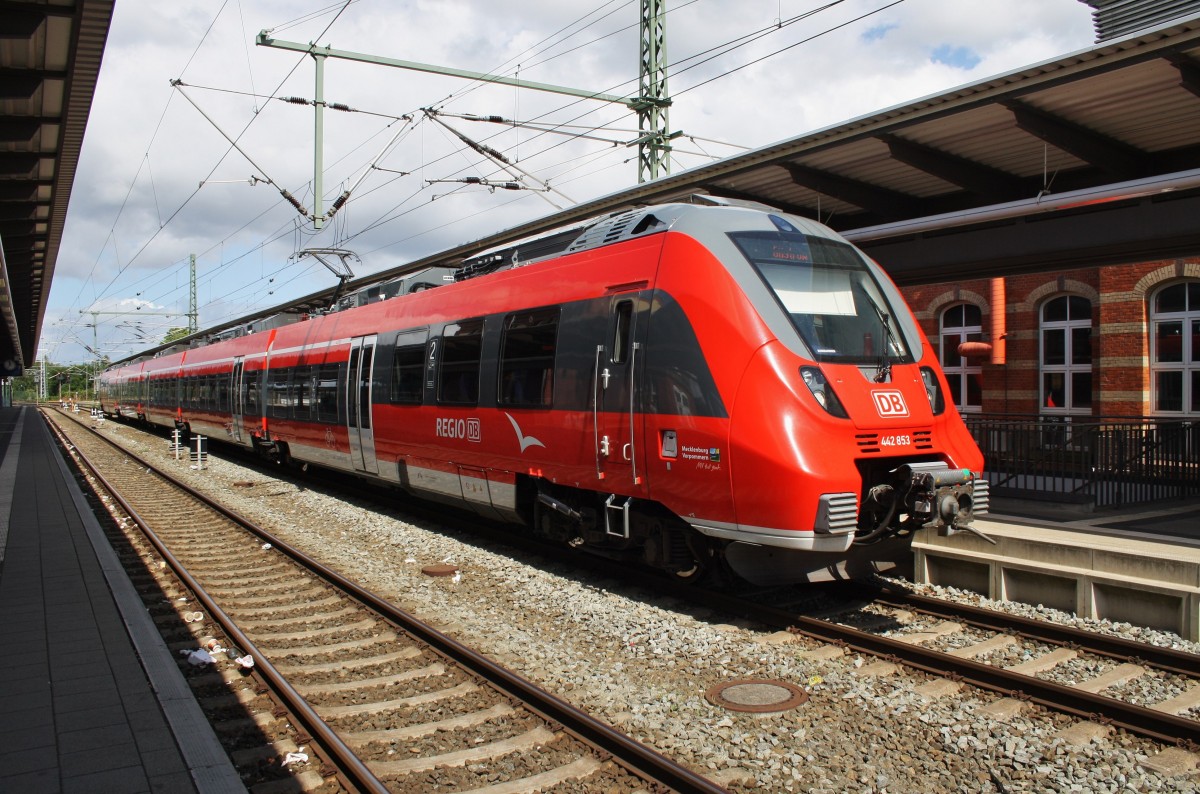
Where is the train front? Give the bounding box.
[672,206,987,584]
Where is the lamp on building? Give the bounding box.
[957,341,993,359]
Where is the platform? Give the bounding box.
[914,502,1200,642]
[0,406,242,793]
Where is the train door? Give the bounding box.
[346,335,379,474]
[593,296,648,509]
[230,357,244,442]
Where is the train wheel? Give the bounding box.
[669,557,707,583]
[665,526,713,585]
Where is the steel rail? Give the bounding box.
[866,584,1200,678]
[663,583,1200,748]
[50,410,727,794]
[199,429,1200,749]
[44,412,389,794]
[783,609,1200,746]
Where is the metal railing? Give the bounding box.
[964,414,1200,507]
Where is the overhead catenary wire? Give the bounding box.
[321,1,910,271]
[72,0,357,337]
[62,0,234,323]
[85,0,667,335]
[423,109,572,207]
[395,0,880,197]
[64,0,907,362]
[171,80,311,218]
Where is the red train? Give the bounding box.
[98,201,987,584]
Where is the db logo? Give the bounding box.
[872,390,909,417]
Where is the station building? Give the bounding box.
[900,258,1200,418]
[901,0,1200,421]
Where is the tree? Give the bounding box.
[7,362,94,403]
[162,327,191,344]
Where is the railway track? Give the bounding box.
[51,408,1200,781]
[665,577,1200,750]
[46,408,726,794]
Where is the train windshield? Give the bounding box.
[730,230,914,364]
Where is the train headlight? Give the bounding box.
[920,367,946,415]
[800,367,848,418]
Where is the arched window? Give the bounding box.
[940,303,983,412]
[1150,281,1200,414]
[1040,295,1092,413]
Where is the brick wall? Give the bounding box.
[899,259,1200,417]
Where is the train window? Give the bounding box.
[245,372,260,417]
[438,319,484,405]
[347,348,360,427]
[499,308,559,408]
[294,367,313,419]
[358,345,374,430]
[391,344,425,404]
[316,364,340,423]
[267,368,291,419]
[731,230,913,364]
[612,301,633,364]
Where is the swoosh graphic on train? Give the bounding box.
[504,412,545,452]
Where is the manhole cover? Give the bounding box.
[705,679,808,713]
[421,564,459,577]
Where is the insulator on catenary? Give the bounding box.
[484,145,510,163]
[328,103,352,112]
[280,189,310,217]
[283,96,309,105]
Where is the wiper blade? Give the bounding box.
[869,300,894,383]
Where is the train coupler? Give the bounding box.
[894,462,989,539]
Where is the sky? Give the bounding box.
[41,0,1097,364]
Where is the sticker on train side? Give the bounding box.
[436,416,481,442]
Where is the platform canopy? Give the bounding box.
[0,0,113,376]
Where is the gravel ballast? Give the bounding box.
[84,417,1200,792]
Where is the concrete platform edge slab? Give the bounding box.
[913,520,1200,642]
[41,412,245,792]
